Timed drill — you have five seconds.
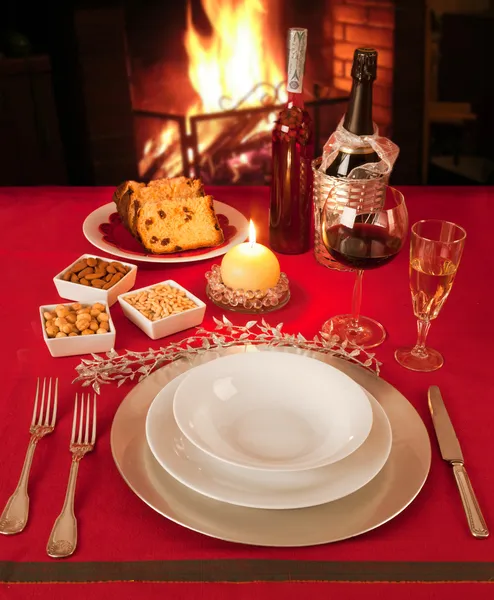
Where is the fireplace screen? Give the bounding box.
[127,0,348,185]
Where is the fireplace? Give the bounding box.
[48,0,424,186]
[125,0,397,185]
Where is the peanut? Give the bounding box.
[44,303,111,339]
[61,257,132,290]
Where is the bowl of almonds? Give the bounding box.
[54,254,137,306]
[118,280,206,340]
[39,302,116,357]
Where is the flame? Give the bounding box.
[139,0,286,180]
[185,0,284,113]
[248,219,256,246]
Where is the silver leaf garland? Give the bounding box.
[73,318,381,393]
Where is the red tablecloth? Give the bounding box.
[0,186,493,599]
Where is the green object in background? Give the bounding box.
[1,30,32,58]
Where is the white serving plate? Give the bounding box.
[146,372,391,510]
[83,201,249,264]
[173,351,373,471]
[110,346,431,547]
[39,302,116,358]
[53,254,137,307]
[118,280,206,340]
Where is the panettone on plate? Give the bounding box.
[113,177,224,254]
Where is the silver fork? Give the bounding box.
[47,393,97,558]
[0,378,58,535]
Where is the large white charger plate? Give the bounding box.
[82,201,249,264]
[110,346,431,547]
[172,352,373,471]
[146,372,391,509]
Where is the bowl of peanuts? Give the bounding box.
[54,254,137,307]
[39,302,116,357]
[118,281,206,340]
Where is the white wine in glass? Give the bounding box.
[395,220,466,372]
[410,257,458,321]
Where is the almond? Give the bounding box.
[71,260,88,273]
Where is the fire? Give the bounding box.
[139,0,286,181]
[185,0,285,113]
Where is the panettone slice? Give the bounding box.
[136,195,224,254]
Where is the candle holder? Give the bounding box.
[205,265,290,313]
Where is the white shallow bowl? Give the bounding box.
[40,302,116,358]
[146,372,392,510]
[173,351,373,471]
[54,254,137,307]
[118,280,206,340]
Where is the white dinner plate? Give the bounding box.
[110,346,431,547]
[146,372,391,509]
[172,351,373,471]
[82,201,249,264]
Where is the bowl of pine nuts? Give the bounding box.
[39,301,116,357]
[118,281,206,340]
[53,254,137,307]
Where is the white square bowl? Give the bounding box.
[40,302,116,358]
[118,280,206,340]
[53,254,137,307]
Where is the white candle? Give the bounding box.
[220,221,280,292]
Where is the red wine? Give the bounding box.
[325,48,380,178]
[323,223,402,270]
[269,28,313,254]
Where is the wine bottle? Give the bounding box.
[269,28,313,255]
[325,48,380,178]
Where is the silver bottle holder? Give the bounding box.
[312,157,389,271]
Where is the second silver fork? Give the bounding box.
[46,392,97,559]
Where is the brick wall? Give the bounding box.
[331,0,395,135]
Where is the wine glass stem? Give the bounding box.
[412,319,431,357]
[351,270,364,330]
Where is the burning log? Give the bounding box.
[139,140,182,181]
[195,111,272,181]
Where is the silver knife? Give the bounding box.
[428,385,489,538]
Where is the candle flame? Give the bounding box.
[249,219,256,247]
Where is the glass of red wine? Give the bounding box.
[321,186,408,348]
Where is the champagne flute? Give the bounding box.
[395,219,466,372]
[321,186,408,348]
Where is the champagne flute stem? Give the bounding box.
[412,319,432,357]
[351,270,364,330]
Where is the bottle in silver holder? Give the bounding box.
[311,157,389,271]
